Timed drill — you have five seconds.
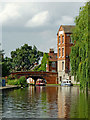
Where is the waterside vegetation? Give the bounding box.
[70,2,89,90]
[7,76,28,87]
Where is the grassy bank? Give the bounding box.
[7,76,28,87]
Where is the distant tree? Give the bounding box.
[38,53,49,71]
[6,44,43,72]
[70,2,89,89]
[0,48,10,77]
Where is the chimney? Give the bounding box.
[49,48,54,53]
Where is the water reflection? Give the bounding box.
[58,87,79,118]
[2,86,88,118]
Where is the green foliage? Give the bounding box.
[32,64,41,71]
[7,76,27,87]
[18,76,27,87]
[0,49,10,77]
[7,79,18,85]
[7,75,13,80]
[4,44,43,73]
[7,74,18,80]
[2,62,10,77]
[38,53,49,71]
[70,92,88,118]
[70,2,89,89]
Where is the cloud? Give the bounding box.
[0,3,20,24]
[25,11,49,27]
[56,16,74,25]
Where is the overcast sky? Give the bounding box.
[0,1,87,57]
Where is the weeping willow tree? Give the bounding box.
[70,2,89,89]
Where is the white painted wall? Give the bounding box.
[59,31,64,36]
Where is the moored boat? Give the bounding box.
[36,79,46,86]
[61,79,73,86]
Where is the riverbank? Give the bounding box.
[0,85,19,90]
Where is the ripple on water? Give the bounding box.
[2,86,89,118]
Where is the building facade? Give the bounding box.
[46,48,57,72]
[57,25,75,82]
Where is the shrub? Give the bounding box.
[7,75,13,80]
[18,76,27,87]
[7,79,18,85]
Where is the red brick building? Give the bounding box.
[46,49,57,72]
[57,25,75,82]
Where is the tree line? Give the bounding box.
[1,44,43,77]
[70,2,89,89]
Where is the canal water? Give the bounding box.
[2,86,89,118]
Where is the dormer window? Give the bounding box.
[62,35,64,43]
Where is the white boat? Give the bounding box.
[61,79,73,86]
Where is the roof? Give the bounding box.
[58,25,75,34]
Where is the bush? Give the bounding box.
[7,79,18,85]
[7,76,28,87]
[7,75,13,80]
[18,76,27,87]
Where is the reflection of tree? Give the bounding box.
[2,86,48,118]
[70,91,88,118]
[3,87,39,113]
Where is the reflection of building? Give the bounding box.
[46,49,57,72]
[58,87,71,118]
[57,25,75,82]
[57,86,80,118]
[46,86,58,117]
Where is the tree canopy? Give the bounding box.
[3,44,43,74]
[70,2,89,89]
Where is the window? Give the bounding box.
[52,62,56,68]
[70,37,72,43]
[52,70,56,72]
[62,62,64,70]
[62,35,64,43]
[59,36,61,44]
[59,48,61,57]
[67,34,69,36]
[62,48,64,57]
